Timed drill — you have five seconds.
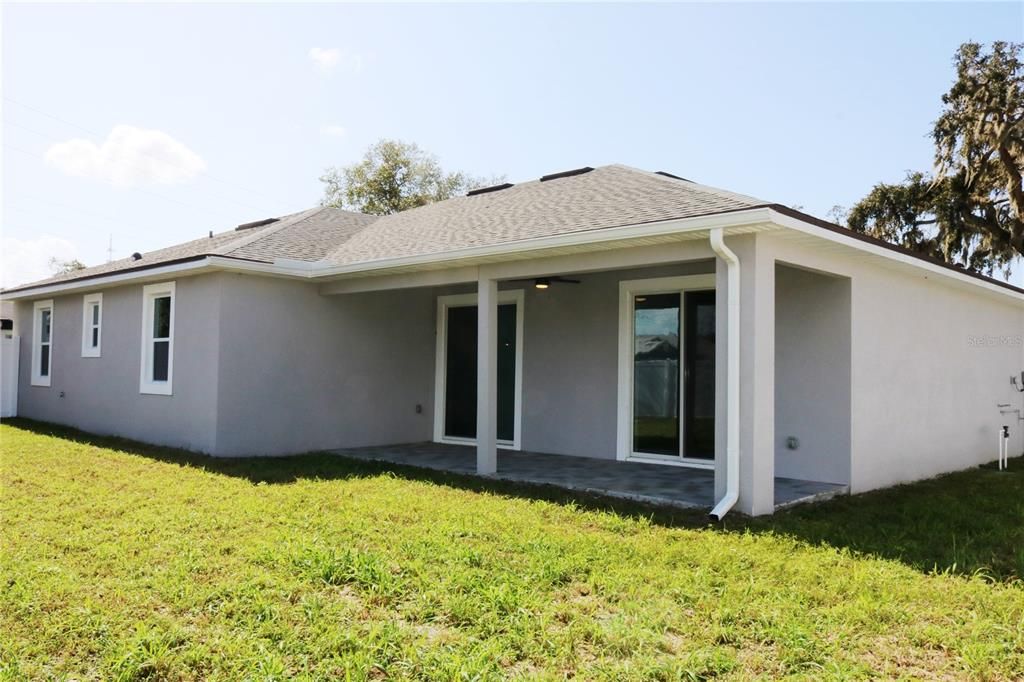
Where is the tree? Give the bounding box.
[49,257,86,275]
[320,139,501,215]
[847,42,1024,275]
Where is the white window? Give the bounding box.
[139,282,175,395]
[31,299,54,387]
[81,293,103,357]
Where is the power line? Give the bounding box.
[11,193,124,225]
[5,203,126,239]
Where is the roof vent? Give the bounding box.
[540,166,594,182]
[467,182,514,197]
[236,217,279,231]
[655,171,693,182]
[131,252,142,261]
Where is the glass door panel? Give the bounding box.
[683,291,716,459]
[444,303,517,442]
[632,293,681,455]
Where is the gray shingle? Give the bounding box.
[322,165,768,265]
[223,208,375,263]
[4,208,371,291]
[3,165,767,292]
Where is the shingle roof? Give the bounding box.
[6,163,1021,298]
[4,165,768,293]
[323,165,768,265]
[225,207,375,263]
[3,207,373,292]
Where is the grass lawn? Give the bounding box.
[2,420,1023,680]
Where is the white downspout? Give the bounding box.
[709,228,740,520]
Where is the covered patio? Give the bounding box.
[333,442,847,511]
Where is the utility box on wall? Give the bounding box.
[1,336,20,418]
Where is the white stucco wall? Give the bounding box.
[848,259,1024,492]
[763,232,1024,495]
[774,264,851,485]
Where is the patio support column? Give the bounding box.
[736,234,776,516]
[476,272,498,475]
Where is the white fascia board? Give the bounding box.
[2,256,315,301]
[307,208,776,279]
[1,260,216,301]
[0,207,776,300]
[207,256,318,278]
[768,209,1024,305]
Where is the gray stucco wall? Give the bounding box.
[212,273,439,456]
[773,264,851,485]
[212,261,715,459]
[519,260,714,459]
[15,275,221,452]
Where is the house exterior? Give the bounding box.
[3,165,1022,517]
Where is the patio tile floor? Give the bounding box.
[332,442,846,511]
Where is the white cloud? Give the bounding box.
[44,125,206,188]
[320,124,347,138]
[0,234,79,288]
[308,47,342,71]
[308,47,362,74]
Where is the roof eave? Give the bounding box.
[307,206,778,280]
[4,204,1021,303]
[767,206,1024,300]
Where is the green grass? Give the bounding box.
[2,420,1023,680]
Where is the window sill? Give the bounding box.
[139,383,172,396]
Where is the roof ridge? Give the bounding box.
[217,207,325,258]
[606,164,768,205]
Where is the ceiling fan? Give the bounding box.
[509,276,581,289]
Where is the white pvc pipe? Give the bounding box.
[709,228,740,520]
[1000,428,1009,470]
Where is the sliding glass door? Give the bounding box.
[627,281,715,463]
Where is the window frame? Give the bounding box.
[616,274,716,468]
[139,281,176,395]
[432,290,525,451]
[31,299,54,387]
[81,292,103,358]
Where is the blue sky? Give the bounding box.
[3,2,1022,287]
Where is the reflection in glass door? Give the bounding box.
[632,293,681,455]
[631,290,715,461]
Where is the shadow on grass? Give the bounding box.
[5,418,1023,582]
